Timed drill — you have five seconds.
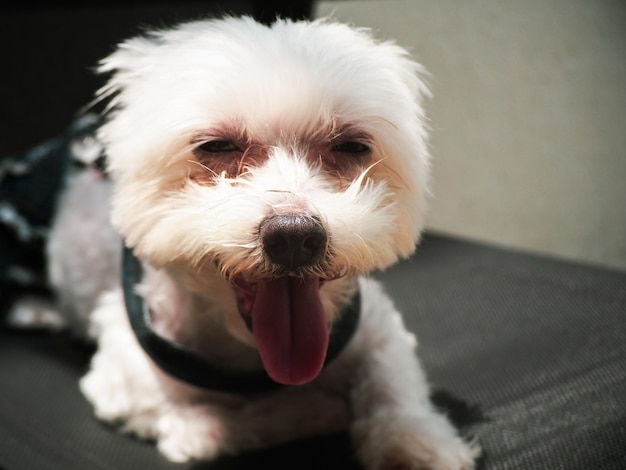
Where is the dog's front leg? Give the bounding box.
[80,289,166,437]
[349,280,479,470]
[80,288,231,462]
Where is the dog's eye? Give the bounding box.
[197,141,241,154]
[332,141,371,155]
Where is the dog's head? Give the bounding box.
[98,16,430,385]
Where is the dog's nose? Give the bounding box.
[260,215,327,270]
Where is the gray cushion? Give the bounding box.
[1,232,624,469]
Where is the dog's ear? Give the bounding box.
[95,33,165,105]
[316,17,431,107]
[382,41,431,106]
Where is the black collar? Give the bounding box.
[121,245,360,394]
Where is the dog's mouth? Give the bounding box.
[234,275,328,386]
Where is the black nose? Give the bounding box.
[260,215,327,270]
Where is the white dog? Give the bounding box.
[21,15,480,469]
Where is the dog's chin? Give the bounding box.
[233,275,328,386]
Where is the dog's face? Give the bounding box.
[98,17,430,385]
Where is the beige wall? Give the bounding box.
[317,0,626,271]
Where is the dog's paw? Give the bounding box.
[5,296,65,331]
[156,406,225,463]
[79,351,164,440]
[80,362,134,423]
[352,412,480,470]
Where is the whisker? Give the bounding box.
[188,159,219,178]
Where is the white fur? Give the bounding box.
[39,16,478,469]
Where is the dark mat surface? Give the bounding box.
[1,232,625,469]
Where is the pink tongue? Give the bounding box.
[252,277,328,385]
